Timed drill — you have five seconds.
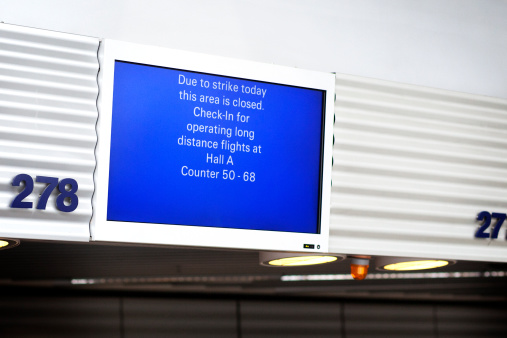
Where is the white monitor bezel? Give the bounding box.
[91,39,334,253]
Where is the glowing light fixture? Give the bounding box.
[259,252,344,267]
[350,258,369,280]
[384,260,449,271]
[0,239,20,250]
[376,257,454,271]
[268,256,337,266]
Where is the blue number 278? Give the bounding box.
[11,174,78,213]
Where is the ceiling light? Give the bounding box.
[0,239,20,250]
[259,252,344,267]
[376,257,454,271]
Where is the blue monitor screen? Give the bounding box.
[107,60,326,234]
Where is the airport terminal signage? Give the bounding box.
[4,25,507,263]
[91,40,335,252]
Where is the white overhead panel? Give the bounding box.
[0,24,98,241]
[3,23,507,261]
[331,74,507,262]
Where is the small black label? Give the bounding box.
[303,244,315,249]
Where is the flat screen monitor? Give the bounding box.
[91,40,335,252]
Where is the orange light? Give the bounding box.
[350,258,369,280]
[351,264,369,280]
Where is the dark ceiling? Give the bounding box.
[1,240,507,302]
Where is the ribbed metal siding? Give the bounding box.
[330,74,507,262]
[0,24,98,241]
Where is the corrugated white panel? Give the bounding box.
[330,74,507,262]
[0,24,98,241]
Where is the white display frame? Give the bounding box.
[91,39,334,252]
